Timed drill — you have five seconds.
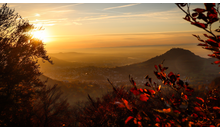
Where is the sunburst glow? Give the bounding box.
[31,30,46,42]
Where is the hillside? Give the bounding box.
[39,75,112,105]
[113,48,219,81]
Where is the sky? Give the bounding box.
[2,2,219,54]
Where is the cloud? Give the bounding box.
[29,18,68,26]
[49,10,75,13]
[45,3,83,11]
[75,10,180,22]
[37,3,82,16]
[93,30,204,37]
[73,22,82,25]
[34,23,55,27]
[103,3,140,11]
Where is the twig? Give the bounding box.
[176,3,217,38]
[107,78,117,92]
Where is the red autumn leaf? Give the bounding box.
[163,108,171,113]
[182,118,188,122]
[197,43,208,46]
[137,121,142,127]
[206,39,218,47]
[168,72,174,77]
[214,51,220,54]
[122,98,132,110]
[203,34,213,38]
[158,64,163,71]
[210,125,215,127]
[196,97,204,102]
[160,71,166,77]
[197,13,208,22]
[183,95,188,100]
[138,88,143,92]
[155,123,160,127]
[194,101,202,107]
[154,65,158,71]
[193,8,206,13]
[213,106,220,110]
[209,97,217,100]
[192,13,198,17]
[130,87,140,96]
[136,114,142,120]
[169,120,175,124]
[125,116,134,124]
[204,3,215,10]
[155,117,160,122]
[208,54,216,58]
[185,86,194,92]
[147,89,155,95]
[174,110,181,114]
[191,113,198,118]
[191,22,207,28]
[208,12,218,23]
[139,94,149,102]
[214,60,220,64]
[205,46,219,51]
[194,107,201,112]
[154,71,162,79]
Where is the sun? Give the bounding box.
[31,30,46,42]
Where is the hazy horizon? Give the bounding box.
[47,43,211,59]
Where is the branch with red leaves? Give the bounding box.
[176,3,220,68]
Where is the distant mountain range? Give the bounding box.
[41,48,220,80]
[114,48,219,78]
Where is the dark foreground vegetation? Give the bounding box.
[1,3,220,127]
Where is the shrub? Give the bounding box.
[74,3,220,127]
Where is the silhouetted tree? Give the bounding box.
[32,85,71,126]
[0,3,52,126]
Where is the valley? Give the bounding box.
[38,48,220,105]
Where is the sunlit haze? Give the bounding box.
[5,2,219,57]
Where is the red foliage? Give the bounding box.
[139,94,149,102]
[191,22,207,28]
[214,60,220,64]
[130,87,140,96]
[125,116,134,124]
[194,107,202,112]
[196,97,204,103]
[176,3,220,67]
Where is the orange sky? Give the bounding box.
[4,2,219,53]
